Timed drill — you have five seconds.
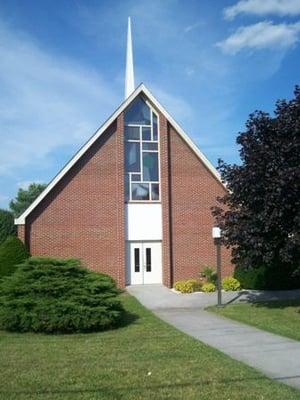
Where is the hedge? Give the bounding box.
[234,265,300,290]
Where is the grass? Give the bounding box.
[208,300,300,341]
[0,294,299,400]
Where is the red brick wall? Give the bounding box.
[161,122,233,285]
[18,101,233,288]
[17,225,25,243]
[21,114,126,287]
[160,114,172,287]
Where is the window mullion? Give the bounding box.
[150,111,153,141]
[140,126,143,182]
[129,175,132,202]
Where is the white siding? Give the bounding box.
[125,203,162,241]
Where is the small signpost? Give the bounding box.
[212,227,222,307]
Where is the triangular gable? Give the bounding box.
[15,83,224,224]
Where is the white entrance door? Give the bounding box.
[127,242,162,285]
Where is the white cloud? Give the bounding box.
[217,21,300,54]
[224,0,300,20]
[0,19,119,176]
[184,21,205,33]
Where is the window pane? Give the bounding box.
[142,127,151,141]
[125,126,140,140]
[131,183,150,200]
[131,174,141,181]
[124,96,151,125]
[153,113,158,141]
[146,248,151,272]
[151,183,159,200]
[142,143,158,151]
[134,248,140,272]
[125,142,140,172]
[143,152,159,181]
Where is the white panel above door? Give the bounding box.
[125,203,162,241]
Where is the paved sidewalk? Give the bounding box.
[127,284,300,309]
[127,284,300,390]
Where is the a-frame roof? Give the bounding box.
[15,83,224,225]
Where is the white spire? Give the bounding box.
[125,17,135,99]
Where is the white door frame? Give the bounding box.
[126,241,162,285]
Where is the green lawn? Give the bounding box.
[209,300,300,341]
[1,294,299,400]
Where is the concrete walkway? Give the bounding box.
[127,285,300,390]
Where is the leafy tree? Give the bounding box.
[212,86,300,288]
[0,236,29,277]
[0,209,16,245]
[0,257,125,333]
[9,183,47,218]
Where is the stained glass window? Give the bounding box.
[125,142,140,172]
[143,152,158,181]
[124,95,160,202]
[132,183,150,201]
[124,96,151,125]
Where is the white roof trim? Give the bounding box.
[15,83,224,225]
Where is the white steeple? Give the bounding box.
[125,17,135,99]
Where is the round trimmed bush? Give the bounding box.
[0,236,29,277]
[222,276,241,291]
[0,209,16,245]
[234,266,267,290]
[174,279,203,293]
[0,256,125,333]
[202,282,216,292]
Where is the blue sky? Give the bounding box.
[0,0,300,208]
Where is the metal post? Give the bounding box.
[216,239,222,307]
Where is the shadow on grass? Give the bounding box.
[117,309,139,329]
[224,289,300,311]
[251,299,300,311]
[224,290,249,305]
[1,374,299,398]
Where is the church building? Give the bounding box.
[15,18,233,287]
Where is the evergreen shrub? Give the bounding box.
[234,266,267,290]
[0,236,29,277]
[0,256,125,333]
[0,209,16,245]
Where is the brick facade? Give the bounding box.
[22,115,126,287]
[163,123,232,284]
[160,114,172,287]
[17,224,25,243]
[18,95,233,288]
